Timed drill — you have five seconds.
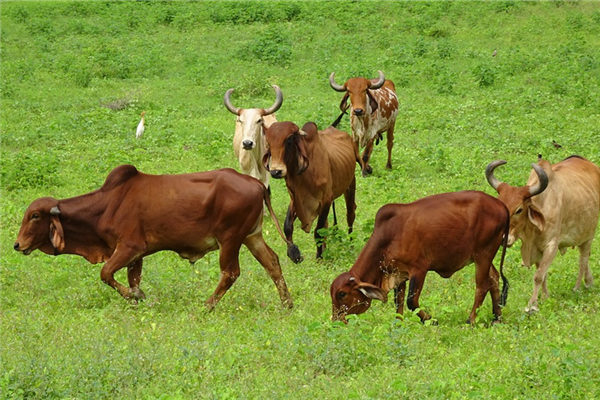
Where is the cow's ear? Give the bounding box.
[357,282,387,303]
[262,151,271,170]
[367,90,378,114]
[527,205,545,232]
[295,134,309,174]
[339,93,349,112]
[49,215,65,252]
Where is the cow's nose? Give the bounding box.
[353,108,364,116]
[13,242,20,251]
[242,140,254,150]
[270,170,283,179]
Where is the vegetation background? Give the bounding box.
[1,1,600,398]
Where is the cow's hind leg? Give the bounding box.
[385,125,394,170]
[205,242,242,311]
[127,258,145,300]
[406,271,430,322]
[574,239,593,291]
[245,233,293,308]
[100,243,145,300]
[468,255,499,324]
[344,177,356,234]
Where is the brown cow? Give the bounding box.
[329,70,398,177]
[486,155,600,313]
[262,121,356,263]
[330,191,510,324]
[14,165,293,310]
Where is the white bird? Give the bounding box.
[136,111,145,139]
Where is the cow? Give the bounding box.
[330,191,510,325]
[485,155,600,313]
[329,70,398,177]
[262,121,357,263]
[13,165,294,310]
[224,85,283,190]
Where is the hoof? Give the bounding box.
[525,305,539,314]
[362,165,373,177]
[287,244,303,264]
[130,287,146,300]
[385,163,392,170]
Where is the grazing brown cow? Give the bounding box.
[262,121,357,262]
[329,70,398,177]
[486,155,600,313]
[330,191,510,324]
[14,165,293,310]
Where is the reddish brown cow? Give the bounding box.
[262,121,357,262]
[329,70,398,177]
[330,191,510,324]
[14,165,293,310]
[486,155,600,313]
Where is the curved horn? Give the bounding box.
[223,88,240,115]
[50,206,61,216]
[369,70,385,89]
[329,72,346,92]
[262,85,283,116]
[528,163,549,197]
[485,160,507,191]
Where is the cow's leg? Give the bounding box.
[467,259,494,324]
[127,259,145,300]
[385,125,394,170]
[488,265,502,322]
[361,139,375,177]
[344,177,356,234]
[314,202,331,259]
[205,242,242,311]
[394,280,407,316]
[244,233,293,309]
[100,243,145,300]
[353,140,364,171]
[284,203,303,263]
[526,245,558,313]
[406,271,430,322]
[574,239,593,291]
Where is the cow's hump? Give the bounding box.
[101,165,139,191]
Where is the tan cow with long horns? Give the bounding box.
[486,155,600,313]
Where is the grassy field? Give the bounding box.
[2,1,600,399]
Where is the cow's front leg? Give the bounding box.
[284,203,302,263]
[407,271,430,322]
[361,139,375,176]
[394,280,407,316]
[205,242,242,311]
[526,245,558,313]
[314,202,331,259]
[127,259,146,300]
[101,243,144,300]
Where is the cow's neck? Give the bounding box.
[349,239,386,287]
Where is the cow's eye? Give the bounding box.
[514,207,523,215]
[31,213,40,220]
[237,118,242,123]
[257,118,263,124]
[337,291,347,300]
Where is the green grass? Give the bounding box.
[2,1,600,399]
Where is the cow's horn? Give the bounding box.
[263,85,283,116]
[329,72,346,92]
[369,70,385,89]
[223,88,240,115]
[485,160,507,191]
[50,206,61,216]
[528,163,549,197]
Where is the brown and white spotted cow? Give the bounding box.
[329,70,398,177]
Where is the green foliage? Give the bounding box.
[2,1,600,399]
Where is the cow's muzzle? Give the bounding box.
[14,242,32,255]
[270,169,284,179]
[353,108,364,116]
[242,139,254,150]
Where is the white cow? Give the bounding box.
[486,155,600,313]
[224,85,283,190]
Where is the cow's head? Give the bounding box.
[329,70,386,117]
[262,121,312,179]
[330,272,387,323]
[14,197,65,256]
[485,158,550,245]
[224,85,283,151]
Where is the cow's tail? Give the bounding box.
[263,186,301,263]
[499,210,510,307]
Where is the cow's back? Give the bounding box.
[529,156,600,245]
[319,126,356,197]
